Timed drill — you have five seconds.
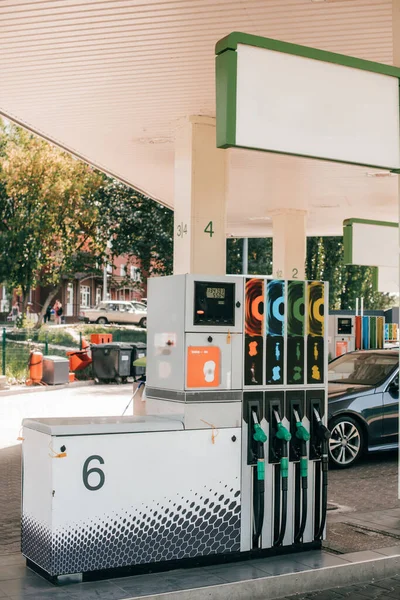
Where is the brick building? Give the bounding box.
[1,256,146,323]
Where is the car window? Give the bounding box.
[95,303,107,310]
[132,302,146,311]
[328,353,398,386]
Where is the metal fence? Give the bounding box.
[0,326,146,379]
[0,328,79,379]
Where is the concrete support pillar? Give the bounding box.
[392,0,400,500]
[271,209,307,280]
[173,116,227,275]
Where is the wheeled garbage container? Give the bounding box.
[91,343,132,383]
[130,342,146,379]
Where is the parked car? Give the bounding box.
[327,350,398,468]
[80,301,147,328]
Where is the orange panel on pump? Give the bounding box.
[187,346,220,388]
[355,316,362,350]
[335,341,348,357]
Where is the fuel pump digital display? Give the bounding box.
[194,282,235,325]
[337,318,352,335]
[206,287,226,299]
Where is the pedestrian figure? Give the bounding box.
[54,300,63,325]
[11,301,19,322]
[44,304,52,324]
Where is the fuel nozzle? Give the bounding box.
[293,408,309,481]
[313,408,331,442]
[252,411,267,482]
[294,409,310,443]
[274,410,292,443]
[252,411,267,444]
[273,409,291,481]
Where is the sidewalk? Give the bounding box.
[0,547,399,599]
[0,383,132,450]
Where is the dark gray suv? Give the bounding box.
[328,350,399,468]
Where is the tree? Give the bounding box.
[96,179,173,281]
[0,121,104,323]
[227,238,272,275]
[226,238,243,274]
[306,236,394,310]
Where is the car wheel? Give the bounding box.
[139,317,147,328]
[97,317,108,324]
[328,415,364,469]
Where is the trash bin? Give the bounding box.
[91,343,132,383]
[130,342,147,379]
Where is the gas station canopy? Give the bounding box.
[0,0,398,237]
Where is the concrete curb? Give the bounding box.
[0,380,95,397]
[126,555,400,600]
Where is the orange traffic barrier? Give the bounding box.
[90,333,112,344]
[81,337,91,350]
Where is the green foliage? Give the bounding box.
[227,238,272,275]
[36,328,77,347]
[226,238,243,274]
[248,239,273,275]
[96,179,173,281]
[0,120,104,320]
[306,237,394,310]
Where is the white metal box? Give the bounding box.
[22,416,241,576]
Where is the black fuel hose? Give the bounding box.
[295,470,308,543]
[314,444,328,540]
[274,473,288,546]
[294,439,308,544]
[252,412,267,548]
[294,456,308,544]
[253,469,265,546]
[274,440,289,547]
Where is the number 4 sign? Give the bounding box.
[204,221,214,237]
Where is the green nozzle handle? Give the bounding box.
[276,422,291,442]
[295,422,310,442]
[280,457,289,479]
[257,459,265,481]
[253,423,267,443]
[300,456,308,478]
